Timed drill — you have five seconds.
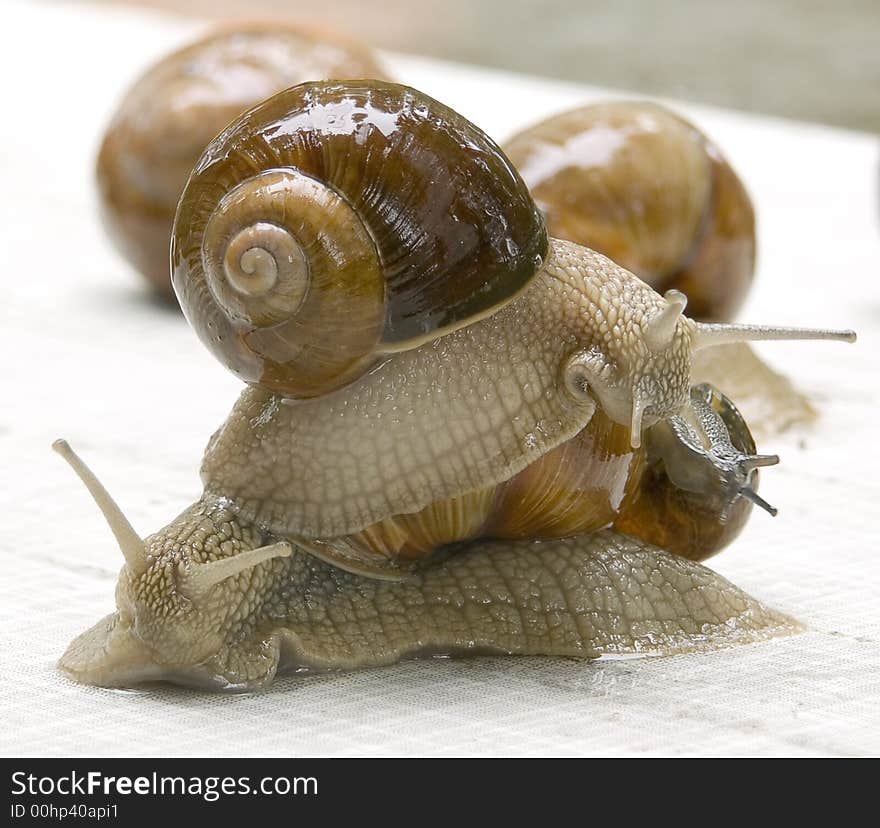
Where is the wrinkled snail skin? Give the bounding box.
[172,81,548,398]
[504,101,756,321]
[58,81,856,690]
[59,499,797,691]
[299,405,645,577]
[96,24,390,298]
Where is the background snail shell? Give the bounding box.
[504,101,756,321]
[173,80,548,398]
[96,23,390,299]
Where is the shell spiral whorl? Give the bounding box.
[206,177,313,323]
[198,168,386,395]
[221,223,305,306]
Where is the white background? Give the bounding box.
[1,0,878,756]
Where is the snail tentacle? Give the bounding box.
[52,440,147,576]
[693,322,857,350]
[178,541,293,602]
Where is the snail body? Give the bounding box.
[504,101,756,321]
[96,23,390,298]
[59,497,794,690]
[58,82,855,690]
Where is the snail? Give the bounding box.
[96,22,390,300]
[504,101,755,322]
[57,81,855,691]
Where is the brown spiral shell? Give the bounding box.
[173,80,548,398]
[504,101,756,321]
[95,22,390,299]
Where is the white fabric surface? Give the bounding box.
[1,0,879,757]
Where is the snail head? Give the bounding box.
[556,253,856,449]
[53,440,291,689]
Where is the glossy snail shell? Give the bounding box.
[504,101,756,321]
[173,80,549,398]
[95,23,390,299]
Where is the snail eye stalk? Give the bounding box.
[693,322,856,350]
[52,439,147,576]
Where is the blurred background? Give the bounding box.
[88,0,880,132]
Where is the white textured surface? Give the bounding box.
[1,0,878,757]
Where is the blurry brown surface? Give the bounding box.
[96,22,389,298]
[690,343,818,438]
[505,101,756,321]
[87,0,880,133]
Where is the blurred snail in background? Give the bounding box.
[95,22,390,299]
[57,81,855,691]
[505,101,755,322]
